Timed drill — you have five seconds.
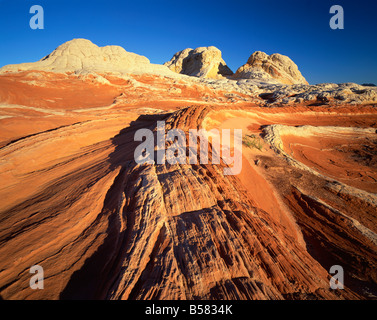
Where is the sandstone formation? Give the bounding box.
[164,46,234,79]
[0,39,176,77]
[234,51,308,85]
[0,39,377,300]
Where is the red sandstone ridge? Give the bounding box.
[0,39,376,300]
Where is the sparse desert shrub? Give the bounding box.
[242,134,264,151]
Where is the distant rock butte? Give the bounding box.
[164,46,234,79]
[234,51,308,85]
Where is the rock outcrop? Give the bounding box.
[164,47,308,84]
[164,46,233,79]
[0,39,176,77]
[234,51,308,85]
[0,39,307,85]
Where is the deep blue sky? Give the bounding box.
[0,0,376,85]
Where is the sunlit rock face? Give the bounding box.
[0,38,176,77]
[164,46,234,79]
[234,51,308,85]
